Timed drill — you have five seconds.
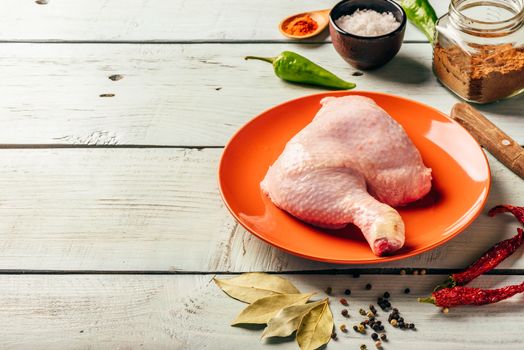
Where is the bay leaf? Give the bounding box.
[214,273,300,303]
[231,293,314,325]
[261,299,326,339]
[296,300,334,350]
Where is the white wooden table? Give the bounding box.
[1,1,523,349]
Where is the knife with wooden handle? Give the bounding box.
[450,103,524,179]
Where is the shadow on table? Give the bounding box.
[263,334,295,345]
[264,335,327,350]
[475,93,524,117]
[368,53,431,85]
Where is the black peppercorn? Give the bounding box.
[353,325,358,331]
[404,288,410,294]
[371,333,379,341]
[409,323,415,329]
[345,289,351,296]
[383,292,390,298]
[365,283,372,290]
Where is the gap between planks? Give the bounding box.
[1,269,524,275]
[0,40,431,44]
[0,144,224,149]
[0,145,521,149]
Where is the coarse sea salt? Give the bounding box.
[336,9,400,37]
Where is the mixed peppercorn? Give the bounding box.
[330,282,417,348]
[388,308,415,329]
[327,204,524,348]
[327,282,416,349]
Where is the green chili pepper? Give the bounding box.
[401,0,438,43]
[245,51,356,90]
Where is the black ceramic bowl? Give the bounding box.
[329,0,407,70]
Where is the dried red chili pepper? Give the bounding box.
[434,205,524,290]
[419,278,524,308]
[435,228,524,290]
[488,205,524,224]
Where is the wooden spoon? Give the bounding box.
[451,103,524,179]
[279,9,330,39]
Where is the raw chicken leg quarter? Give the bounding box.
[261,96,432,256]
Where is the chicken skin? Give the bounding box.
[261,96,432,256]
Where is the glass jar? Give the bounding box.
[433,0,524,104]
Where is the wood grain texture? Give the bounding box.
[0,43,521,147]
[2,274,524,349]
[0,148,521,271]
[1,0,448,42]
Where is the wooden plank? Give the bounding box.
[0,148,233,271]
[1,273,524,349]
[0,147,521,271]
[2,0,448,42]
[0,43,521,147]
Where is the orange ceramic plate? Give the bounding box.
[218,91,491,264]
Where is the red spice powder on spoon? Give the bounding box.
[284,14,318,36]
